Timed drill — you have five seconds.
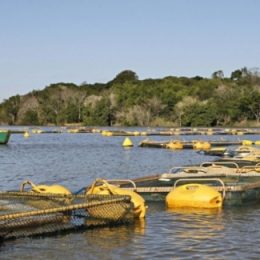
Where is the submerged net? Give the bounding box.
[0,192,134,240]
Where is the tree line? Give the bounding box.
[0,67,260,127]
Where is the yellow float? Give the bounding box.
[20,180,71,195]
[192,141,211,150]
[166,183,222,209]
[242,140,253,146]
[101,130,113,136]
[32,129,43,134]
[122,137,133,147]
[166,140,183,150]
[231,129,237,135]
[23,131,30,138]
[68,129,79,133]
[87,179,146,218]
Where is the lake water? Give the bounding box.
[1,130,260,259]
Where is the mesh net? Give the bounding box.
[0,192,134,240]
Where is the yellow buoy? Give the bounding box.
[87,179,146,218]
[31,184,71,195]
[242,140,253,146]
[101,130,113,136]
[32,129,43,134]
[166,140,183,150]
[106,131,113,136]
[193,141,211,150]
[101,130,107,136]
[122,137,133,147]
[231,129,237,135]
[166,184,222,209]
[255,141,260,146]
[207,129,213,135]
[20,180,71,195]
[68,129,79,133]
[23,131,30,138]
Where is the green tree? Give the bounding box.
[231,69,242,81]
[239,91,260,123]
[83,98,112,126]
[21,110,39,125]
[212,70,224,79]
[4,95,21,124]
[110,70,138,84]
[182,103,218,127]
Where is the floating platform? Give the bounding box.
[123,182,260,207]
[100,128,260,136]
[139,139,243,149]
[67,127,94,133]
[106,164,260,206]
[9,129,62,134]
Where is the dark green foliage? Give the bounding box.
[231,69,243,81]
[110,70,138,85]
[239,91,260,122]
[192,80,218,100]
[212,70,224,79]
[65,101,80,123]
[182,103,218,127]
[2,95,20,125]
[83,98,112,126]
[21,110,39,125]
[0,68,260,126]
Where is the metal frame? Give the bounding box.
[173,178,226,198]
[106,179,137,190]
[200,161,239,169]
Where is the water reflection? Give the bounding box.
[167,208,224,240]
[1,131,260,258]
[78,220,146,258]
[167,207,222,216]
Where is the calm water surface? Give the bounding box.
[1,130,260,259]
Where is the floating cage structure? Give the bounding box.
[0,192,134,241]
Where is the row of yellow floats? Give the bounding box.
[20,179,147,219]
[102,130,148,137]
[102,128,258,136]
[23,128,100,137]
[161,139,260,151]
[166,140,212,150]
[122,139,215,150]
[23,129,44,138]
[20,177,223,220]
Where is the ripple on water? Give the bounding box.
[1,131,260,258]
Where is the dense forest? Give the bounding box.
[0,67,260,127]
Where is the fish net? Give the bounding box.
[0,192,134,241]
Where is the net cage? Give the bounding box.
[0,192,134,241]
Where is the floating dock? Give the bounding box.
[100,128,260,136]
[138,139,243,149]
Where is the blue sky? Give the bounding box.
[0,0,260,100]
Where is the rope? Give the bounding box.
[0,191,130,200]
[0,196,130,221]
